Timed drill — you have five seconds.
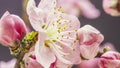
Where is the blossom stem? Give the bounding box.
[13,31,38,68]
[14,52,24,68]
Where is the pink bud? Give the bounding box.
[77,58,99,68]
[0,11,27,47]
[99,51,120,68]
[103,0,120,16]
[26,58,43,68]
[78,25,104,59]
[23,52,43,68]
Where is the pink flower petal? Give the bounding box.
[78,58,99,68]
[78,0,100,19]
[55,59,73,68]
[27,0,46,31]
[38,0,56,11]
[55,0,100,18]
[35,31,56,68]
[27,59,43,68]
[0,59,16,68]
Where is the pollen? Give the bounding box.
[59,25,67,31]
[58,29,61,33]
[53,1,56,5]
[74,40,77,43]
[62,35,64,38]
[42,25,45,29]
[52,40,56,42]
[57,6,65,13]
[45,40,50,47]
[59,16,63,19]
[67,37,69,39]
[68,32,71,35]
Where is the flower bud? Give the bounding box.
[77,58,99,68]
[0,11,27,47]
[78,25,104,59]
[99,51,120,68]
[103,0,120,16]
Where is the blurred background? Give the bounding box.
[0,0,120,62]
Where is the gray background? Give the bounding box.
[0,0,120,61]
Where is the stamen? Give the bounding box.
[55,39,73,49]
